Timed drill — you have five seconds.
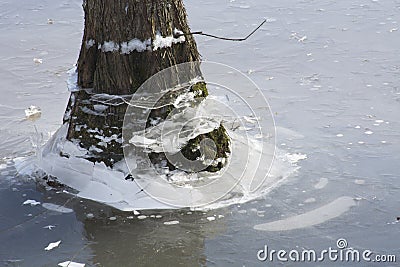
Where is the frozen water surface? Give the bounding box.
[1,0,400,266]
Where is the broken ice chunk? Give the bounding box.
[44,240,61,251]
[25,106,41,118]
[58,261,85,267]
[22,199,41,206]
[298,35,307,42]
[33,58,43,64]
[164,220,179,225]
[42,203,73,213]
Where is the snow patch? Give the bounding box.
[93,104,108,112]
[153,29,186,51]
[121,38,151,54]
[96,29,185,54]
[94,134,121,144]
[80,106,104,117]
[89,145,103,153]
[66,66,80,92]
[85,39,95,49]
[101,41,120,52]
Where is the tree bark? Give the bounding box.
[63,0,229,171]
[77,0,199,93]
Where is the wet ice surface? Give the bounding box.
[1,0,400,266]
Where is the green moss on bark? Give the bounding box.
[180,124,230,172]
[146,82,230,173]
[190,82,208,97]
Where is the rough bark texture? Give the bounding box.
[64,0,229,170]
[77,0,199,94]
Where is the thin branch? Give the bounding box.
[175,19,267,42]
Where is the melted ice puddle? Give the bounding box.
[254,196,356,231]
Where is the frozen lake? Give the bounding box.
[1,0,399,266]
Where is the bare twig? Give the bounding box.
[175,19,267,42]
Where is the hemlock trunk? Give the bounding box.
[63,0,229,171]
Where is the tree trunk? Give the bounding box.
[63,0,229,171]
